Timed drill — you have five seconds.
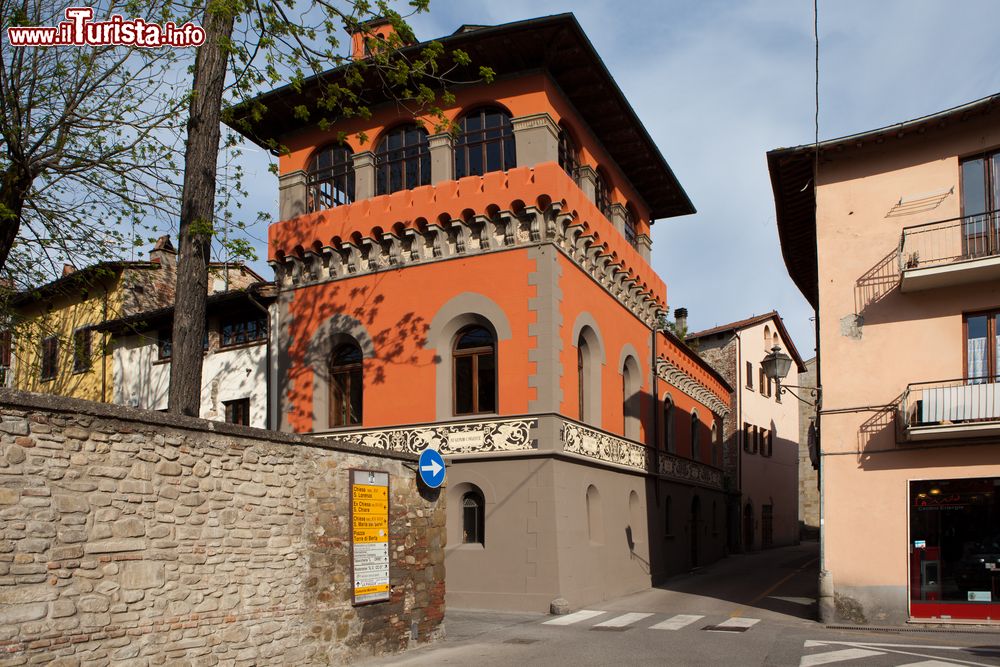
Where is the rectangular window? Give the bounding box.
[158,330,172,360]
[960,151,1000,259]
[40,336,58,381]
[746,361,754,390]
[220,316,267,348]
[965,311,1000,382]
[742,422,757,454]
[224,398,250,426]
[72,328,91,374]
[759,366,767,395]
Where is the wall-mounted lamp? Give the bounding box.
[761,345,821,407]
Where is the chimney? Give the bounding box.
[350,17,411,60]
[62,263,77,277]
[149,235,177,267]
[673,307,688,334]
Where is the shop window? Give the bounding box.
[375,125,430,195]
[221,316,267,348]
[462,488,485,545]
[330,343,363,426]
[910,477,1000,619]
[453,325,496,415]
[307,143,354,211]
[72,328,91,374]
[224,398,250,426]
[454,107,515,178]
[40,336,58,381]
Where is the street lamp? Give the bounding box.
[761,345,820,407]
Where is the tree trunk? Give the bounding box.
[168,3,236,417]
[0,164,33,274]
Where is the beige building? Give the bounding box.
[769,93,1000,624]
[690,312,804,554]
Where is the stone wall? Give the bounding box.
[797,357,819,539]
[0,390,444,666]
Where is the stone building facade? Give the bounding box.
[797,357,819,540]
[0,391,444,664]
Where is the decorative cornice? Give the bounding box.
[656,357,730,417]
[270,202,666,327]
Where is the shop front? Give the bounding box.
[910,477,1000,620]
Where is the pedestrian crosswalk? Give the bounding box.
[541,610,761,634]
[799,640,993,667]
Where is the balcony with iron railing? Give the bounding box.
[899,210,1000,292]
[900,377,1000,441]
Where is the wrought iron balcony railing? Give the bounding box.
[901,377,1000,433]
[899,210,1000,272]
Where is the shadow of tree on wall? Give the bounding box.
[282,269,435,430]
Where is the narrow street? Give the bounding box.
[365,543,1000,667]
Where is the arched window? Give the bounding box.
[763,325,771,348]
[595,169,611,218]
[622,355,640,439]
[307,144,354,211]
[623,206,637,248]
[586,484,603,544]
[711,422,720,466]
[375,125,430,195]
[454,107,515,178]
[662,394,675,453]
[558,126,578,178]
[691,410,701,460]
[462,489,485,545]
[453,325,497,415]
[330,343,362,426]
[577,335,588,421]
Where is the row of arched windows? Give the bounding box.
[307,107,516,212]
[662,396,722,465]
[329,324,497,427]
[305,111,641,249]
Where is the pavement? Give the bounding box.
[361,542,1000,666]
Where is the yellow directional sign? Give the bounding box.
[351,470,390,605]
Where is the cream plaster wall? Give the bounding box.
[814,113,1000,622]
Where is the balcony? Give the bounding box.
[899,211,1000,292]
[900,378,1000,441]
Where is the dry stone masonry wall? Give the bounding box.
[0,391,444,666]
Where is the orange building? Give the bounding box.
[232,14,731,612]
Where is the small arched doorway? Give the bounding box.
[743,502,754,551]
[690,496,701,567]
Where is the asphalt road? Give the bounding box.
[362,542,1000,667]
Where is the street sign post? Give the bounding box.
[418,448,446,489]
[350,469,390,605]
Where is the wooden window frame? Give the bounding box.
[595,169,611,219]
[375,125,430,196]
[40,336,58,381]
[746,361,754,390]
[454,107,515,179]
[223,398,251,426]
[220,316,267,349]
[72,327,91,374]
[330,343,363,427]
[558,126,579,179]
[307,143,355,211]
[963,309,1000,381]
[959,150,1000,258]
[452,326,497,416]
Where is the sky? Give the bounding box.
[233,0,1000,360]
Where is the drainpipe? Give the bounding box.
[815,311,833,622]
[733,329,743,552]
[246,287,272,431]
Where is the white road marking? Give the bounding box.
[802,640,1000,667]
[715,617,761,629]
[799,648,885,667]
[769,596,817,606]
[649,614,704,630]
[542,610,605,626]
[593,612,654,628]
[897,661,969,667]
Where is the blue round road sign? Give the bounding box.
[418,448,446,489]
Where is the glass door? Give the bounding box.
[961,152,1000,259]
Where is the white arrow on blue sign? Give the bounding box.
[418,447,446,488]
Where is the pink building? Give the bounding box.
[689,312,804,554]
[769,94,1000,624]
